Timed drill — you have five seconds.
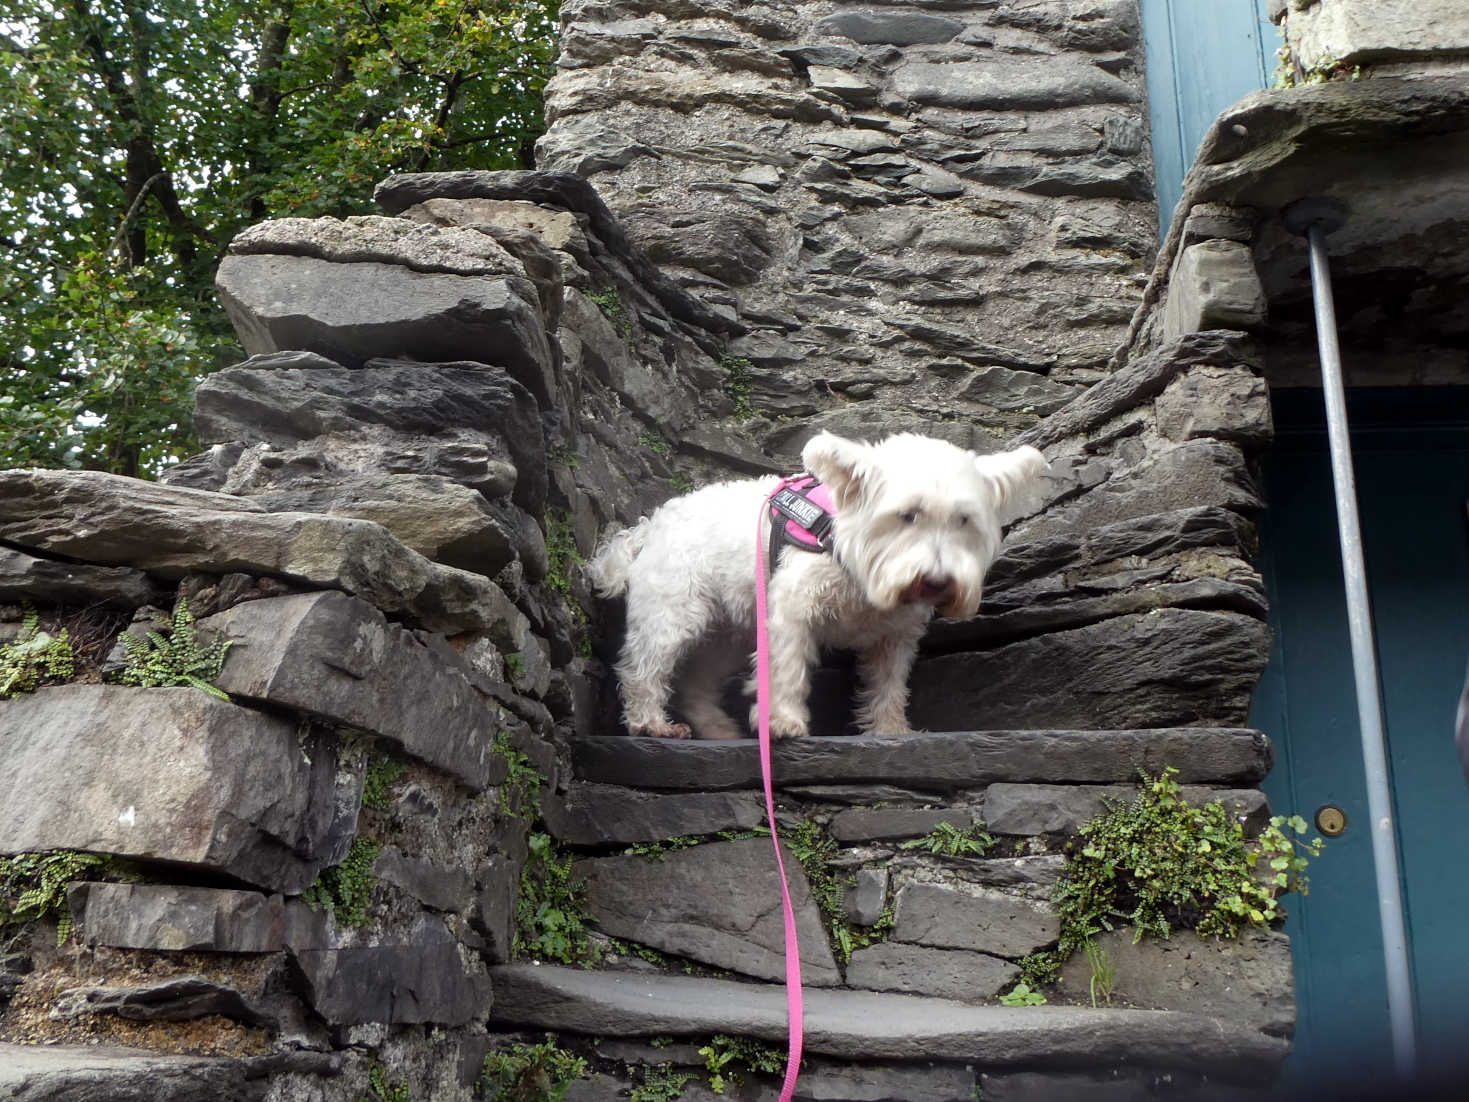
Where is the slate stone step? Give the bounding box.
[571,729,1272,792]
[0,1042,340,1102]
[487,964,1288,1076]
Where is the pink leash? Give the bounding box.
[755,477,804,1101]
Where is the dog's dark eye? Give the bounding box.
[897,508,918,524]
[956,514,970,527]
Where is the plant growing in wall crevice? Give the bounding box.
[479,1036,589,1101]
[302,836,380,929]
[113,596,231,699]
[0,607,75,698]
[0,850,119,946]
[1019,768,1322,985]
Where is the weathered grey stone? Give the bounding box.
[894,883,1060,959]
[815,11,963,45]
[193,359,545,515]
[373,170,743,339]
[0,686,342,893]
[574,839,842,985]
[828,806,972,843]
[0,1044,301,1102]
[910,611,1272,731]
[982,784,1137,836]
[846,941,1019,1002]
[799,1061,976,1102]
[622,207,774,284]
[68,883,327,953]
[982,783,1271,838]
[0,469,519,636]
[979,1068,1268,1101]
[927,577,1269,653]
[1155,365,1273,446]
[294,936,487,1026]
[0,546,166,609]
[984,506,1256,596]
[229,214,528,277]
[216,251,555,408]
[1016,331,1256,451]
[1163,240,1268,339]
[892,59,1137,110]
[807,65,878,104]
[201,591,502,790]
[1056,927,1294,1036]
[571,729,1275,792]
[542,783,766,846]
[471,854,517,965]
[1282,0,1469,71]
[843,868,889,928]
[1008,441,1262,551]
[48,977,272,1027]
[487,964,1291,1071]
[954,365,1077,414]
[374,845,474,913]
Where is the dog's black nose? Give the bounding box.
[914,574,956,603]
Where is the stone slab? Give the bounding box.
[487,964,1290,1073]
[894,883,1060,959]
[202,590,500,790]
[68,883,328,953]
[909,611,1272,731]
[0,547,165,610]
[984,783,1271,837]
[0,469,519,636]
[1162,240,1267,339]
[846,941,1019,1003]
[892,59,1137,110]
[0,686,343,893]
[1056,927,1294,1037]
[1015,331,1256,451]
[570,729,1274,793]
[828,806,973,843]
[294,938,487,1026]
[574,839,841,985]
[215,251,555,408]
[0,1044,340,1102]
[542,783,766,846]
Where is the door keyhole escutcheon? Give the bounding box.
[1315,805,1348,837]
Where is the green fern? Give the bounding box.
[115,596,231,699]
[0,850,110,946]
[0,607,75,698]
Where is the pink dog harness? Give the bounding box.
[766,474,836,564]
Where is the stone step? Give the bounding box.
[487,964,1288,1078]
[0,1043,340,1102]
[571,728,1272,792]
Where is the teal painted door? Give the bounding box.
[1253,390,1469,1089]
[1140,0,1277,239]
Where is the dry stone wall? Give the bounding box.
[539,0,1157,460]
[0,5,1303,1094]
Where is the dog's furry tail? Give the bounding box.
[584,520,651,597]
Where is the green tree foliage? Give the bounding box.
[0,0,558,476]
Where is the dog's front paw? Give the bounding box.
[769,716,810,740]
[633,722,693,740]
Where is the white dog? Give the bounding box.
[586,432,1048,740]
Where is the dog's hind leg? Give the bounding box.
[677,633,747,741]
[616,585,710,739]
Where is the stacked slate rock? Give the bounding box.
[0,136,1291,1102]
[538,0,1158,461]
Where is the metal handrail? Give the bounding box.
[1284,198,1417,1079]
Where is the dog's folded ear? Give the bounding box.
[973,445,1050,520]
[802,431,876,510]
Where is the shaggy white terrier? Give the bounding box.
[586,431,1048,740]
